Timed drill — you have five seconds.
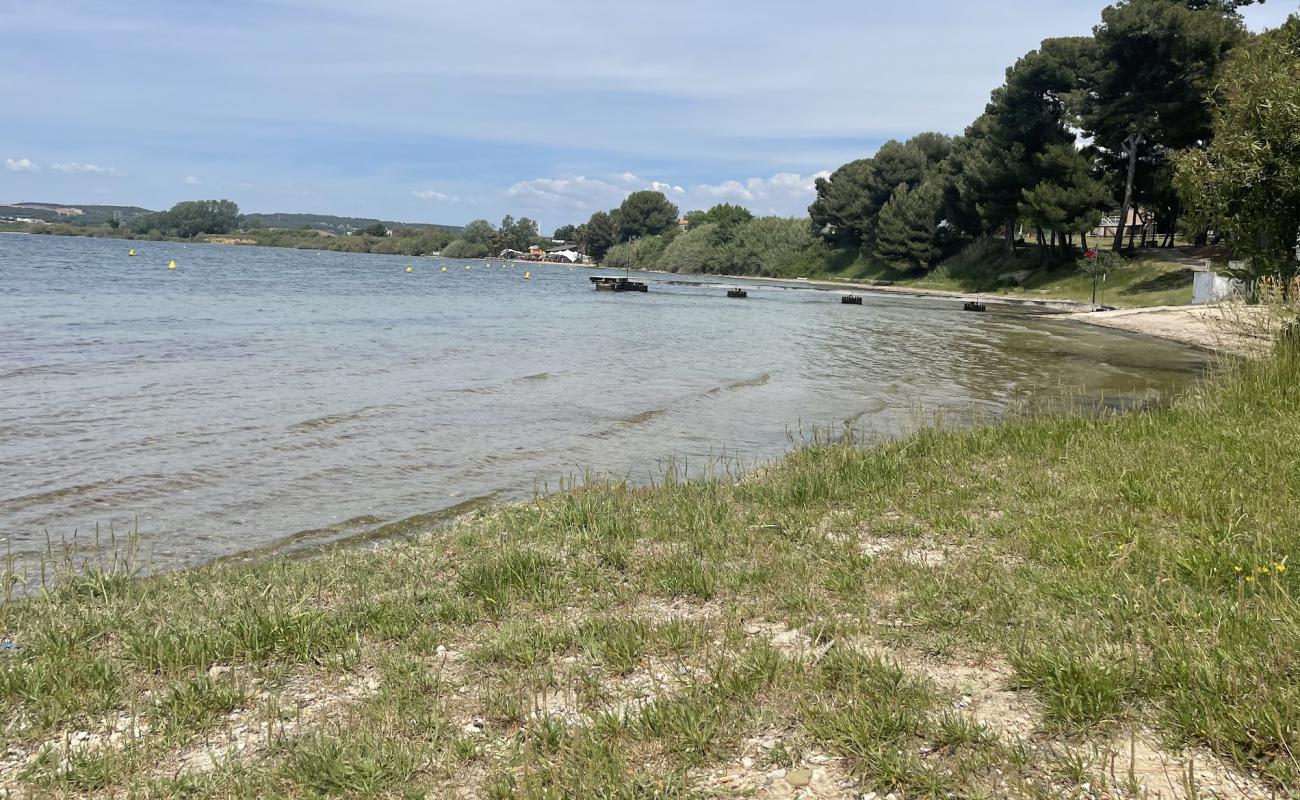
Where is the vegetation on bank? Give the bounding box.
[3,205,552,261]
[2,334,1298,796]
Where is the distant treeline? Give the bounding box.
[5,199,474,257]
[242,213,459,236]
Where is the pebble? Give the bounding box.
[741,756,754,768]
[786,768,812,787]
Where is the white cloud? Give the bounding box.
[51,162,121,175]
[5,158,39,172]
[687,172,831,215]
[412,188,457,202]
[503,169,831,225]
[183,175,201,185]
[506,175,630,212]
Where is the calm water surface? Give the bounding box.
[0,234,1206,572]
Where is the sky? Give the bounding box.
[1,1,1295,231]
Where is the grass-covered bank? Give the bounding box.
[2,346,1298,797]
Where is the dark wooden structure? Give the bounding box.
[590,276,648,293]
[841,295,863,305]
[963,301,987,312]
[727,288,748,299]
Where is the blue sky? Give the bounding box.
[1,0,1294,231]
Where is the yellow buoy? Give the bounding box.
[465,265,471,270]
[441,266,448,272]
[168,260,177,270]
[524,271,532,280]
[406,266,414,273]
[128,249,136,257]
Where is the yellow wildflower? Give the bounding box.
[1246,575,1255,583]
[1277,563,1287,574]
[1234,565,1244,573]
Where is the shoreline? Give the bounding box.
[627,266,1264,354]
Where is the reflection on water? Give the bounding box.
[0,234,1206,572]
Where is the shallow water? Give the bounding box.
[0,234,1206,572]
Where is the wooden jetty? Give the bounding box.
[590,276,648,293]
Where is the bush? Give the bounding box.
[604,236,669,270]
[659,224,721,273]
[441,239,489,259]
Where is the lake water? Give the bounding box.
[0,233,1205,573]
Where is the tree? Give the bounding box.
[875,181,945,270]
[614,191,679,241]
[963,39,1084,253]
[1175,17,1300,282]
[460,219,496,245]
[355,222,388,237]
[131,199,242,238]
[686,203,753,230]
[1077,0,1249,249]
[808,134,951,250]
[684,203,754,245]
[514,217,540,249]
[808,159,878,248]
[552,224,578,242]
[577,211,619,261]
[1019,144,1113,256]
[488,215,540,252]
[929,135,985,239]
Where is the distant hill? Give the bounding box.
[242,213,462,235]
[0,202,153,226]
[0,202,461,235]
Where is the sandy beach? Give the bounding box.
[1063,304,1278,356]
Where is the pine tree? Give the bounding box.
[875,181,944,271]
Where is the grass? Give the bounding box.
[798,241,1219,308]
[911,255,1200,308]
[1,343,1298,796]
